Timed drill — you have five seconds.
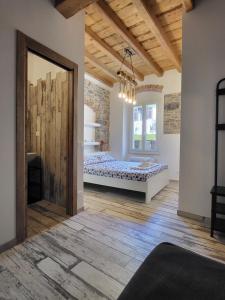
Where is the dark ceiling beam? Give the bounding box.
[55,0,98,18]
[182,0,194,12]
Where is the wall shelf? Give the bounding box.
[84,105,101,149]
[84,141,100,146]
[84,122,101,128]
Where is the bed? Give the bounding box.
[83,153,169,202]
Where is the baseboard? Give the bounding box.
[0,238,17,254]
[177,210,210,228]
[77,206,84,214]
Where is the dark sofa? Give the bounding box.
[118,242,225,300]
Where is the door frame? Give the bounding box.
[16,31,78,243]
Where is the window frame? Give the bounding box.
[129,101,159,154]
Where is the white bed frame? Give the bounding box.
[84,169,169,202]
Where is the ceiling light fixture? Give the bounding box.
[117,48,137,105]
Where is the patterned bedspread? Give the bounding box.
[84,160,168,182]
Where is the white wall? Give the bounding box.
[110,86,126,159]
[142,70,181,95]
[28,52,66,84]
[0,0,85,246]
[179,0,225,218]
[110,70,181,180]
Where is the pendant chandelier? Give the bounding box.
[117,48,137,105]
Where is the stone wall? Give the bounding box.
[136,84,163,94]
[84,79,110,150]
[164,93,181,134]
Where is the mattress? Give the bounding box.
[84,160,168,182]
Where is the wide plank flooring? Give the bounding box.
[1,181,225,299]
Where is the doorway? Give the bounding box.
[16,31,78,243]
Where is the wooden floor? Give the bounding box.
[1,181,225,299]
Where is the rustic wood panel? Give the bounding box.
[26,72,69,207]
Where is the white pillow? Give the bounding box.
[129,156,158,163]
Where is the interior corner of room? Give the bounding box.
[2,1,225,298]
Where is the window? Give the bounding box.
[131,103,157,152]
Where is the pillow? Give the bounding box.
[129,156,158,163]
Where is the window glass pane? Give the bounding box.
[132,106,143,150]
[145,104,157,151]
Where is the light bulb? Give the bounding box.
[122,93,126,99]
[133,100,137,105]
[129,98,132,103]
[118,92,122,99]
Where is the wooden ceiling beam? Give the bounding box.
[182,0,193,12]
[93,0,163,76]
[85,51,117,80]
[85,70,114,87]
[85,26,144,81]
[55,0,98,18]
[133,0,181,72]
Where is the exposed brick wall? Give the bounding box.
[136,84,163,94]
[84,79,110,150]
[164,93,181,134]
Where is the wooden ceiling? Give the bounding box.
[56,0,193,87]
